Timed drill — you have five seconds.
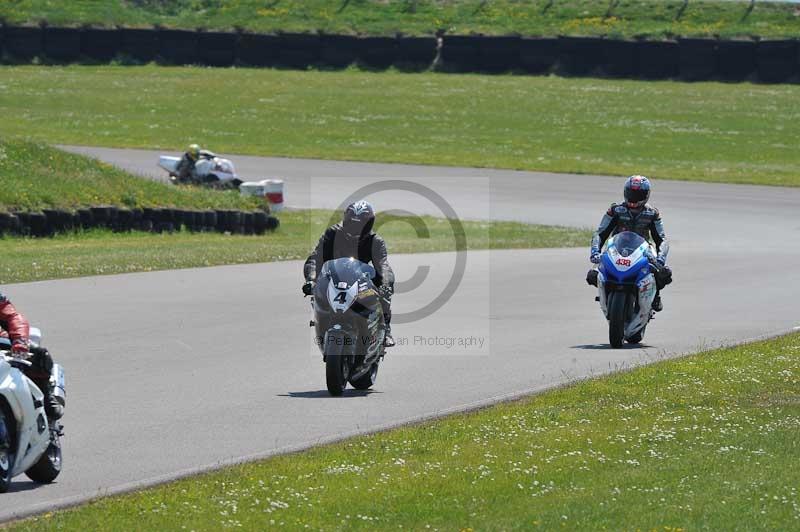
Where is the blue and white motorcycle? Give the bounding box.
[596,231,659,348]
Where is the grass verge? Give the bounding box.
[1,211,589,284]
[2,66,798,186]
[0,139,258,211]
[13,333,800,530]
[1,0,799,39]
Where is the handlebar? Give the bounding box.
[0,350,33,368]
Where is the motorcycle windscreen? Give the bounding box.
[612,231,646,257]
[321,258,375,287]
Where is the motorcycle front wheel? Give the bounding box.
[350,361,379,391]
[25,429,62,484]
[608,291,629,349]
[326,355,349,397]
[0,409,13,493]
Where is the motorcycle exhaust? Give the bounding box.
[50,364,66,409]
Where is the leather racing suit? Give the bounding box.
[588,202,673,295]
[304,223,395,328]
[0,294,63,419]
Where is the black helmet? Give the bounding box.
[342,200,375,239]
[624,175,651,209]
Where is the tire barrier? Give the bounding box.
[678,38,718,81]
[198,31,238,67]
[637,40,679,79]
[119,28,159,62]
[43,26,82,63]
[0,207,278,237]
[2,25,798,84]
[601,39,637,78]
[394,36,437,71]
[237,32,279,67]
[757,40,798,83]
[357,37,396,70]
[439,35,481,72]
[157,29,198,65]
[275,33,320,69]
[478,36,521,73]
[717,40,756,82]
[319,34,360,68]
[3,26,43,60]
[558,36,604,76]
[81,28,121,62]
[518,38,558,74]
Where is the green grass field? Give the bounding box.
[14,332,800,530]
[0,139,258,210]
[2,0,799,39]
[2,66,798,186]
[0,211,589,284]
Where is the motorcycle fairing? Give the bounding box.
[597,232,657,340]
[0,360,50,477]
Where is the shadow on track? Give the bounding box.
[7,480,41,493]
[571,343,654,350]
[278,389,381,399]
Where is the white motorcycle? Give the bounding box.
[0,329,65,492]
[158,151,242,189]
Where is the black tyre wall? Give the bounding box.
[3,26,42,60]
[601,39,637,77]
[43,27,82,63]
[441,35,482,72]
[518,38,557,74]
[478,36,520,73]
[276,33,320,68]
[717,39,756,81]
[637,40,679,79]
[237,33,280,66]
[395,36,437,71]
[198,31,237,67]
[319,34,359,68]
[120,28,159,62]
[358,37,396,70]
[81,28,121,62]
[757,40,798,83]
[679,38,718,81]
[558,36,603,76]
[158,29,198,65]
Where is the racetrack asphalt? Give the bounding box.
[2,146,799,521]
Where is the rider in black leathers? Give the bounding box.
[587,175,672,311]
[303,201,396,347]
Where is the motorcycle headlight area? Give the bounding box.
[327,281,359,313]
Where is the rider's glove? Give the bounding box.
[590,251,601,264]
[11,339,29,357]
[302,280,315,296]
[656,256,667,268]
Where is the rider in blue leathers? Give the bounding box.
[587,175,672,311]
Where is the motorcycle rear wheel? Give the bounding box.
[25,429,62,484]
[326,355,349,397]
[608,292,628,349]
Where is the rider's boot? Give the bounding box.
[30,347,63,420]
[44,389,63,420]
[652,292,663,312]
[383,321,395,348]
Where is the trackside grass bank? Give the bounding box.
[0,139,258,211]
[0,212,589,284]
[14,333,800,530]
[2,66,799,187]
[2,0,798,39]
